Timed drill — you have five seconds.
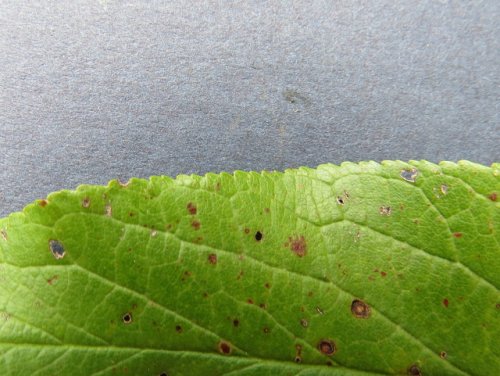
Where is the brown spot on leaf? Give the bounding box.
[218,341,231,354]
[122,312,132,324]
[380,271,387,277]
[208,253,217,265]
[264,207,270,213]
[151,229,158,237]
[336,196,345,205]
[82,197,91,208]
[191,220,201,230]
[264,282,271,289]
[453,232,462,238]
[443,298,449,308]
[408,364,421,376]
[263,327,270,334]
[488,192,497,201]
[247,298,254,304]
[288,235,307,257]
[175,325,182,333]
[259,303,267,310]
[244,228,250,234]
[496,303,500,309]
[187,202,197,215]
[128,211,135,217]
[232,319,239,327]
[39,199,48,207]
[351,299,371,318]
[255,231,263,241]
[49,240,65,259]
[300,319,309,327]
[316,306,324,315]
[0,228,7,241]
[46,275,59,285]
[318,339,336,356]
[440,351,447,359]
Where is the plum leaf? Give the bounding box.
[0,161,499,375]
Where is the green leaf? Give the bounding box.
[0,161,498,376]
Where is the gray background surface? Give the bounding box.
[1,0,499,217]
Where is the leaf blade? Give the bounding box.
[0,161,498,375]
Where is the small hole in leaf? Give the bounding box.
[159,373,168,376]
[440,351,447,359]
[408,364,421,376]
[379,206,392,216]
[122,312,132,324]
[255,231,263,241]
[336,196,344,205]
[351,299,371,319]
[400,168,419,183]
[49,240,65,260]
[294,356,302,363]
[175,325,182,333]
[218,341,231,355]
[233,319,239,327]
[82,197,91,208]
[318,339,336,356]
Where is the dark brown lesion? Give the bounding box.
[351,299,371,319]
[317,339,336,356]
[218,341,232,354]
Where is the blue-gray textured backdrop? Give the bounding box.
[1,0,499,216]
